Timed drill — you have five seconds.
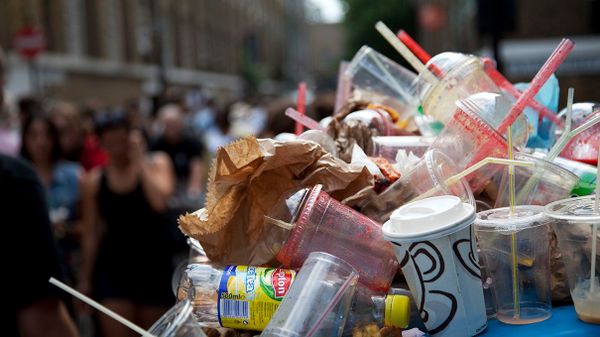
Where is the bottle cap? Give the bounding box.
[384,294,410,328]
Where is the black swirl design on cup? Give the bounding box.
[452,232,481,279]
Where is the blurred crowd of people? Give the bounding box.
[0,44,320,337]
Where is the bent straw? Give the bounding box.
[296,82,307,135]
[285,108,325,131]
[497,38,575,133]
[396,30,443,78]
[514,88,573,202]
[483,60,563,127]
[516,108,600,203]
[375,21,438,85]
[547,107,600,161]
[507,126,520,319]
[49,277,157,337]
[415,157,534,201]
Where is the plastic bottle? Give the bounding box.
[177,263,296,331]
[177,262,420,333]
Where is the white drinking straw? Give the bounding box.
[49,277,157,337]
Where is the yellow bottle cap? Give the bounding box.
[384,294,410,328]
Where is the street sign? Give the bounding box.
[14,26,46,61]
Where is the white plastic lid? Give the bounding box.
[382,195,476,242]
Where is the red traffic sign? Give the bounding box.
[14,26,46,61]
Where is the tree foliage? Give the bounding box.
[342,0,417,65]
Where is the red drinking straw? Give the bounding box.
[295,82,306,135]
[497,38,574,133]
[397,30,443,78]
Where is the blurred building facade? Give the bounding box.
[0,0,307,105]
[307,22,346,89]
[415,0,600,102]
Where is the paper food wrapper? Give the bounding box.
[178,136,373,265]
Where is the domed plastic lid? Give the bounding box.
[545,195,600,222]
[475,205,547,232]
[426,52,473,75]
[382,195,475,242]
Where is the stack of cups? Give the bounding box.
[475,206,552,324]
[545,196,600,324]
[382,195,487,336]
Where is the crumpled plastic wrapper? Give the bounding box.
[178,136,373,265]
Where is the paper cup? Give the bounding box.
[382,196,487,336]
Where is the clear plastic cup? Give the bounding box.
[416,53,528,136]
[344,45,420,130]
[475,206,552,325]
[493,153,579,208]
[148,299,208,337]
[428,94,520,191]
[417,53,498,123]
[361,149,475,223]
[369,136,435,161]
[265,184,398,293]
[382,195,487,336]
[261,252,358,337]
[545,196,600,324]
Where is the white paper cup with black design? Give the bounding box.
[382,195,487,336]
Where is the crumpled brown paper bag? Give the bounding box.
[178,136,373,265]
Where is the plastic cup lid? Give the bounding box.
[382,195,475,242]
[475,205,547,232]
[545,195,600,222]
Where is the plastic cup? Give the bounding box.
[361,149,475,223]
[266,184,399,293]
[493,153,579,208]
[369,136,435,161]
[261,252,358,337]
[382,195,487,336]
[428,96,511,191]
[148,299,208,337]
[344,45,420,129]
[545,196,600,324]
[475,206,552,324]
[417,53,497,122]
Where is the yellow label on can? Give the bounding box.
[218,265,295,330]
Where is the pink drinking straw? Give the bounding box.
[497,38,574,133]
[285,108,325,131]
[482,58,563,127]
[396,30,443,78]
[296,82,307,135]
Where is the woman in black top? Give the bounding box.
[79,114,175,337]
